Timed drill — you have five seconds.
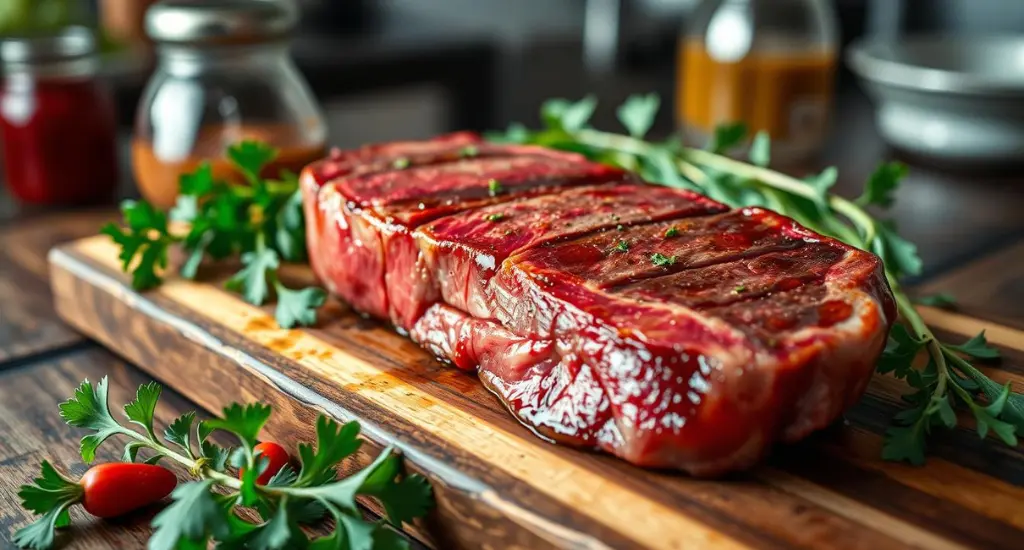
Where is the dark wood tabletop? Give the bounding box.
[1,78,1023,548]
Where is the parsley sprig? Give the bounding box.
[492,94,1021,463]
[101,141,325,329]
[14,378,432,549]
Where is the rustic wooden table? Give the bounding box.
[1,91,1023,548]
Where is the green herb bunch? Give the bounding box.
[14,378,432,549]
[101,142,326,329]
[491,94,1019,463]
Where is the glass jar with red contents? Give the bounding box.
[0,27,119,204]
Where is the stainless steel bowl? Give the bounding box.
[848,36,1024,164]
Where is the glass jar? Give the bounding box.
[0,27,119,205]
[134,0,327,209]
[677,0,838,164]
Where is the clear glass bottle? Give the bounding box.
[134,0,327,208]
[676,0,838,164]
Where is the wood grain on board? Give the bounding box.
[915,240,1024,332]
[45,235,1024,550]
[0,210,115,364]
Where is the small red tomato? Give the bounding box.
[241,442,290,485]
[80,463,177,518]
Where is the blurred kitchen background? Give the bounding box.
[5,0,1023,147]
[2,0,1024,277]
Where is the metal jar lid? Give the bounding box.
[0,26,97,67]
[145,0,299,46]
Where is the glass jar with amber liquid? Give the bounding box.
[677,0,838,164]
[134,0,327,209]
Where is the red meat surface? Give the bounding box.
[301,133,896,476]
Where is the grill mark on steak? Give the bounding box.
[612,246,847,310]
[341,153,627,209]
[308,131,484,185]
[511,208,810,291]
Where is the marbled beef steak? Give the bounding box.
[300,133,896,476]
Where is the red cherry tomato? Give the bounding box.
[241,442,290,485]
[80,463,177,518]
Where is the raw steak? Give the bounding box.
[300,133,896,476]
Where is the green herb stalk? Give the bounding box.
[101,141,325,329]
[14,378,432,549]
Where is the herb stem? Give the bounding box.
[893,282,952,402]
[119,428,243,490]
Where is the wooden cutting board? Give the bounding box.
[48,235,1024,550]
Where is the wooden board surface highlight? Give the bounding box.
[48,235,1024,550]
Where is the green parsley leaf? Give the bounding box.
[650,252,676,267]
[871,220,923,278]
[205,402,273,448]
[228,141,278,185]
[100,200,175,290]
[617,93,660,138]
[484,213,505,223]
[180,228,214,280]
[664,227,679,238]
[202,442,231,473]
[614,240,629,253]
[275,186,307,263]
[708,122,747,154]
[123,381,162,438]
[273,282,327,329]
[267,465,299,488]
[643,149,697,191]
[882,421,927,465]
[179,162,216,197]
[247,500,296,550]
[12,504,77,550]
[916,293,957,309]
[165,411,196,457]
[122,441,146,463]
[357,452,434,526]
[285,447,399,514]
[392,157,410,170]
[877,324,925,377]
[936,396,958,429]
[196,420,228,469]
[17,461,83,516]
[542,96,597,133]
[367,473,433,527]
[487,178,503,197]
[856,162,908,208]
[309,513,382,550]
[149,480,227,550]
[952,359,1024,431]
[459,145,479,158]
[225,247,280,306]
[296,416,362,487]
[749,131,771,167]
[732,285,747,294]
[58,377,124,463]
[239,456,266,507]
[948,331,1001,360]
[486,122,531,144]
[804,166,838,198]
[972,383,1018,445]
